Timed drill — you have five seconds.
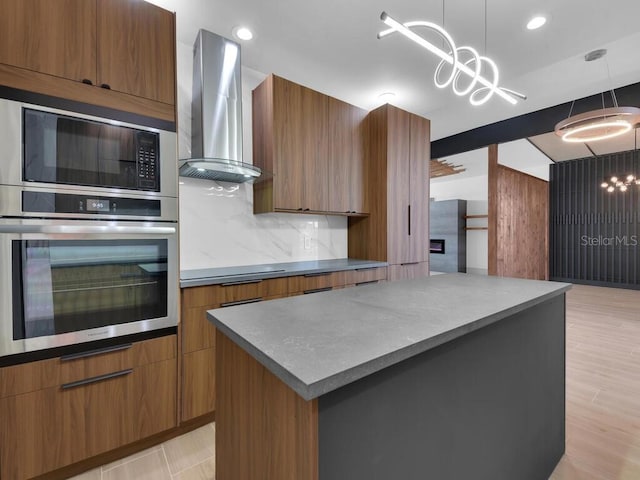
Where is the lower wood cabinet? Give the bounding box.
[179,267,388,424]
[182,347,216,421]
[0,335,177,480]
[387,262,429,281]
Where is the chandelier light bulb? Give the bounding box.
[611,176,618,183]
[601,182,609,188]
[620,185,628,192]
[607,186,615,192]
[627,174,635,182]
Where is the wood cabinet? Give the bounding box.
[0,0,176,122]
[97,0,176,104]
[0,0,96,83]
[0,335,177,480]
[328,97,369,214]
[253,74,368,215]
[348,104,430,280]
[180,278,288,422]
[179,266,386,422]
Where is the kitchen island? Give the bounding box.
[208,273,570,480]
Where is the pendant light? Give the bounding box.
[555,49,640,143]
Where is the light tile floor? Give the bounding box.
[70,423,215,480]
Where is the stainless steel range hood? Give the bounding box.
[179,29,261,183]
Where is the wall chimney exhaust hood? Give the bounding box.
[179,29,262,183]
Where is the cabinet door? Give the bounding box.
[328,98,368,214]
[97,0,175,104]
[182,347,216,421]
[134,358,177,439]
[386,106,412,264]
[273,76,328,211]
[408,114,430,263]
[0,0,96,83]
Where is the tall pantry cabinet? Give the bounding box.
[349,104,430,280]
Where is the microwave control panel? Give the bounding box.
[136,132,160,190]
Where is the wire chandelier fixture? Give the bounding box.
[600,127,639,193]
[377,11,526,106]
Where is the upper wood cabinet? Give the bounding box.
[253,74,367,215]
[97,0,176,105]
[328,97,369,214]
[0,0,97,83]
[348,104,430,278]
[0,0,176,121]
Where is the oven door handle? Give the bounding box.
[0,225,176,235]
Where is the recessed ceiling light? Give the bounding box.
[526,16,547,30]
[378,92,396,103]
[232,26,253,41]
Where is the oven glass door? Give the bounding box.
[23,108,160,191]
[13,239,168,340]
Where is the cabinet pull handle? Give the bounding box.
[220,297,263,307]
[303,272,331,277]
[61,369,133,390]
[303,287,332,294]
[401,262,419,266]
[220,279,262,286]
[355,267,376,272]
[408,205,411,236]
[304,208,310,211]
[356,280,378,286]
[81,78,93,85]
[60,343,133,362]
[100,83,111,89]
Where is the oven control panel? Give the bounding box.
[23,191,161,217]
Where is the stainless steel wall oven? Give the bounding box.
[0,98,178,357]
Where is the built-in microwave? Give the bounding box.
[0,98,177,199]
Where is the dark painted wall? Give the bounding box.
[549,150,640,288]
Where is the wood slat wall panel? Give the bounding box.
[488,144,549,280]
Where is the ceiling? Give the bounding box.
[149,0,640,143]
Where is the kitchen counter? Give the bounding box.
[208,273,570,400]
[180,258,387,288]
[210,273,570,480]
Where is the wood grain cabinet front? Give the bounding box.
[179,279,288,423]
[0,335,177,480]
[348,104,431,280]
[252,74,368,216]
[0,0,176,122]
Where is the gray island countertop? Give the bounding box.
[208,273,571,400]
[180,258,387,288]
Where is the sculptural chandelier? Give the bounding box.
[377,11,526,106]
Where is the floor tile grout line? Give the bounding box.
[100,446,162,474]
[160,443,174,477]
[170,453,216,478]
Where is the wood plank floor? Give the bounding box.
[550,284,640,480]
[68,283,640,480]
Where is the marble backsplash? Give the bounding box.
[176,39,348,271]
[179,178,347,270]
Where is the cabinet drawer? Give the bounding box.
[345,267,387,285]
[387,262,429,281]
[0,356,177,479]
[0,335,176,398]
[287,271,346,293]
[182,277,288,307]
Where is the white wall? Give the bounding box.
[176,40,348,271]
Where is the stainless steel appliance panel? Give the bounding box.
[0,218,178,356]
[0,98,178,198]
